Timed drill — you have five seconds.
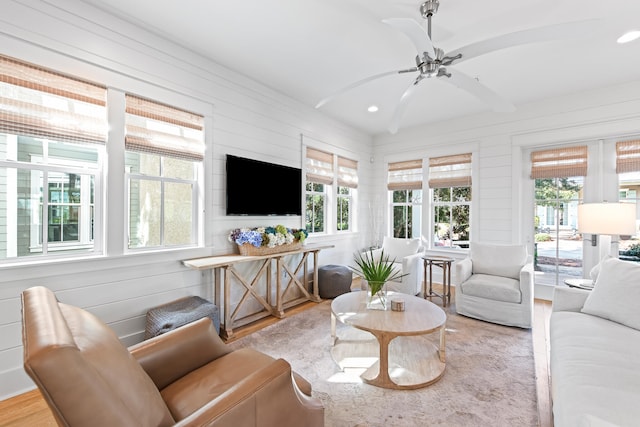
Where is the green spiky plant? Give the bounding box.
[350,249,407,308]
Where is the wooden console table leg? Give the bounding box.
[274,257,285,318]
[266,260,272,307]
[222,266,234,340]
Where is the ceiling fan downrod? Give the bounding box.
[420,0,439,39]
[419,0,462,69]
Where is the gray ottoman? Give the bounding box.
[318,264,353,299]
[145,296,220,339]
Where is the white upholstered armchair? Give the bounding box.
[454,242,534,328]
[364,236,423,295]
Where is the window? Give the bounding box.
[337,156,358,231]
[305,148,333,234]
[429,153,471,248]
[388,160,422,238]
[616,139,640,251]
[531,146,586,286]
[0,55,106,261]
[124,95,204,249]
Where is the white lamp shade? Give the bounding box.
[578,203,637,235]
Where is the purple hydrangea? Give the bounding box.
[235,230,263,247]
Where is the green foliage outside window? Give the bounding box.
[392,189,421,238]
[305,182,325,233]
[337,186,350,231]
[433,187,471,247]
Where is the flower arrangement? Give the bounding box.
[228,225,308,255]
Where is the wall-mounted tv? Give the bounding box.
[226,154,302,216]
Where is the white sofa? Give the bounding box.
[365,236,423,295]
[454,242,534,328]
[550,257,640,427]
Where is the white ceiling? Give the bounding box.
[79,0,640,136]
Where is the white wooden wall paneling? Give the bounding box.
[0,1,372,400]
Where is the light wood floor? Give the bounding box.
[0,295,553,427]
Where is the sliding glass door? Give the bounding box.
[533,177,583,286]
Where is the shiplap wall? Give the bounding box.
[2,0,640,402]
[373,81,640,292]
[0,0,372,400]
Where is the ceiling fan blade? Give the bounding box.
[382,18,435,58]
[388,76,423,134]
[447,19,597,65]
[315,68,417,108]
[444,69,515,112]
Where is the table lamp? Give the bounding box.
[578,202,637,261]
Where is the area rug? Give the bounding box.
[227,299,538,427]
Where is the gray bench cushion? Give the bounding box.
[145,296,220,339]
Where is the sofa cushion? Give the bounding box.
[581,257,640,331]
[382,236,420,261]
[470,242,527,280]
[460,273,522,303]
[161,347,277,420]
[550,311,640,426]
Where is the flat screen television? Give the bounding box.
[226,154,302,216]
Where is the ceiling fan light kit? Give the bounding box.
[316,0,592,134]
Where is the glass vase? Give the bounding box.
[366,280,388,310]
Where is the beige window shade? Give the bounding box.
[616,139,640,173]
[337,156,358,188]
[0,54,107,144]
[428,153,472,188]
[125,94,204,161]
[388,159,423,190]
[306,147,334,185]
[530,146,587,179]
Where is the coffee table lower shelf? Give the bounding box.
[330,331,445,389]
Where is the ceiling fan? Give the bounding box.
[316,0,593,134]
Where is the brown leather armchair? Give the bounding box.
[21,286,324,427]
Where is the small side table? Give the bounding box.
[422,256,455,307]
[564,278,594,290]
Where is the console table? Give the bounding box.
[183,243,333,339]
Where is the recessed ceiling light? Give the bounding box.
[367,105,379,113]
[617,30,640,44]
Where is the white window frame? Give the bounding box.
[125,157,201,250]
[303,142,359,236]
[389,188,422,239]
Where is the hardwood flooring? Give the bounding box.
[0,297,553,427]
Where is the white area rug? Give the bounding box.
[228,299,538,427]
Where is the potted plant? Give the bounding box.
[350,249,406,310]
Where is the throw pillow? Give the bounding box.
[382,236,420,260]
[581,257,640,330]
[588,255,613,283]
[470,242,527,280]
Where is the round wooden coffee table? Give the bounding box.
[330,291,446,389]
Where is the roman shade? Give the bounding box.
[306,147,334,185]
[530,146,587,179]
[616,139,640,174]
[337,156,358,188]
[387,159,423,190]
[125,94,204,161]
[0,54,107,145]
[428,153,472,188]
